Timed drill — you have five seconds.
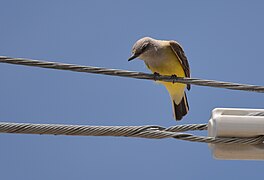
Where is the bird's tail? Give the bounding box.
[172,92,189,121]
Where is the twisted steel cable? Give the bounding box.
[1,56,264,92]
[0,122,263,145]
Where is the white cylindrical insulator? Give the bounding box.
[208,108,264,160]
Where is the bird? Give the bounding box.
[128,37,191,121]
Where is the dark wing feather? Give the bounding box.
[169,41,191,90]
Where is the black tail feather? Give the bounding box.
[173,93,189,121]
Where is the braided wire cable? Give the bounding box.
[0,122,263,145]
[1,56,264,92]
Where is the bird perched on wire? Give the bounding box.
[128,37,191,121]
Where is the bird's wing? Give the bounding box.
[169,40,191,90]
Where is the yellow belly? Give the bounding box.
[146,45,186,104]
[146,44,185,76]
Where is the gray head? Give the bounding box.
[128,37,158,61]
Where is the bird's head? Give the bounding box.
[128,37,157,61]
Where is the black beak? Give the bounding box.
[128,53,139,61]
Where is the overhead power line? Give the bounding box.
[1,56,264,160]
[0,122,263,145]
[1,56,264,93]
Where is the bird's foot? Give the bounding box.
[171,74,178,84]
[153,72,160,81]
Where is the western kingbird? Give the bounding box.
[128,37,191,121]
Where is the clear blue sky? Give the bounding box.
[1,1,264,179]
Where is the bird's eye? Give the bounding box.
[141,43,148,52]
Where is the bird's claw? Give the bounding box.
[153,72,160,81]
[171,74,178,84]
